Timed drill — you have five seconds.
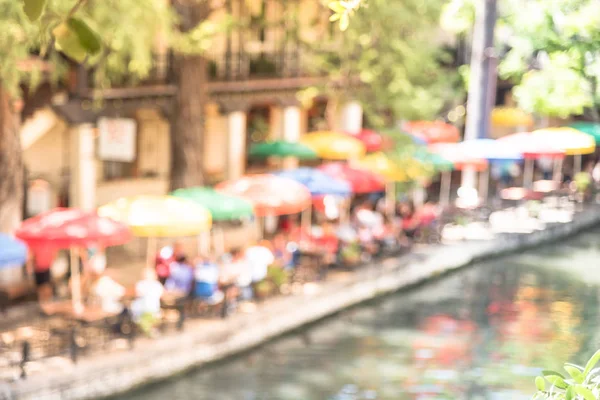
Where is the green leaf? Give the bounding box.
[583,349,600,377]
[339,13,350,31]
[329,13,341,22]
[564,365,584,384]
[535,376,546,391]
[328,1,346,13]
[52,22,87,63]
[67,18,102,55]
[574,385,595,400]
[544,375,568,390]
[543,370,566,379]
[565,386,574,400]
[22,0,47,22]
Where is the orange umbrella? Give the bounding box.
[215,175,312,217]
[403,121,461,144]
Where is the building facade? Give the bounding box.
[21,0,364,214]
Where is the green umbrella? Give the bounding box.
[569,122,600,144]
[249,140,318,159]
[414,148,454,171]
[171,187,254,221]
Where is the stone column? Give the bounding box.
[339,100,363,134]
[281,100,302,169]
[224,101,249,180]
[69,123,96,210]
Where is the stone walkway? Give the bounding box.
[2,205,600,400]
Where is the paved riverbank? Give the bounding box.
[4,205,600,400]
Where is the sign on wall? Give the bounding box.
[98,117,137,162]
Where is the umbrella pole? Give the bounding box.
[574,154,582,175]
[479,168,489,203]
[146,236,157,273]
[524,158,534,189]
[440,170,451,207]
[553,158,563,184]
[70,247,83,314]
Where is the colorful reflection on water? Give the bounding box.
[119,229,600,400]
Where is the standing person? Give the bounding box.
[29,246,57,303]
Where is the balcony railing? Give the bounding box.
[208,49,307,82]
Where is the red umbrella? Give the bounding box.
[16,208,131,312]
[403,121,461,144]
[347,129,391,152]
[318,162,386,194]
[16,208,131,249]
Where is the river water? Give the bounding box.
[119,228,600,400]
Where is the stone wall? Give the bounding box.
[3,206,600,400]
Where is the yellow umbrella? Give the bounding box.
[491,107,534,128]
[99,195,212,270]
[353,153,410,215]
[532,127,596,175]
[300,131,366,160]
[353,152,407,182]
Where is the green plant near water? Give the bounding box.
[532,349,600,399]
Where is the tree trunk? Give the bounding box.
[0,83,23,233]
[169,1,212,191]
[170,54,208,190]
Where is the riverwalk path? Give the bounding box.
[3,204,600,400]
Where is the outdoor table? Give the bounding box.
[160,290,188,331]
[295,245,327,282]
[40,300,129,362]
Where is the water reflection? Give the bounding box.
[119,229,600,400]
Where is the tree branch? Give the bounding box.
[67,0,89,19]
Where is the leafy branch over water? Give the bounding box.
[533,350,600,399]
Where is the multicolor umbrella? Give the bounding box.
[353,152,407,182]
[402,121,461,144]
[498,132,565,159]
[98,195,212,237]
[248,140,318,159]
[458,139,523,162]
[300,131,366,160]
[171,187,254,221]
[0,234,27,268]
[318,162,386,194]
[532,127,596,175]
[531,128,595,156]
[215,175,312,217]
[568,122,600,144]
[274,167,352,197]
[428,143,488,171]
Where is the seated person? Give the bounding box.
[165,256,194,295]
[399,202,420,239]
[246,242,272,284]
[314,222,339,265]
[272,234,294,269]
[194,256,224,305]
[131,269,164,328]
[90,272,125,314]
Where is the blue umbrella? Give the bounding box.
[0,234,27,268]
[274,168,352,197]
